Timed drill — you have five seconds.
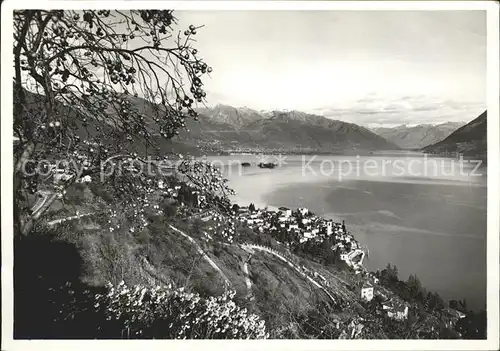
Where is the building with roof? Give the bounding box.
[298,207,309,216]
[278,206,292,217]
[361,283,374,302]
[382,298,409,320]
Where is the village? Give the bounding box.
[235,205,365,268]
[200,202,465,329]
[231,204,415,320]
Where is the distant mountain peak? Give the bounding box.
[422,111,487,157]
[184,103,400,151]
[371,121,468,150]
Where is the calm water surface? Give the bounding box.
[206,152,487,309]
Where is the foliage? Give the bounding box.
[13,10,233,236]
[425,291,445,311]
[448,299,468,313]
[160,200,178,218]
[95,282,269,339]
[455,310,487,339]
[15,228,268,339]
[379,263,398,283]
[14,230,105,338]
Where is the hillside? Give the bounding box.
[422,111,487,158]
[372,122,465,149]
[14,176,481,339]
[16,89,217,157]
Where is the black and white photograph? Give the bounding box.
[2,1,499,349]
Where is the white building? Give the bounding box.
[76,175,92,184]
[361,284,374,302]
[278,207,292,217]
[324,223,333,235]
[389,306,409,320]
[298,207,309,216]
[239,206,249,213]
[304,231,315,239]
[382,300,409,321]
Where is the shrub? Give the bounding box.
[88,183,114,203]
[95,282,269,339]
[161,201,178,218]
[213,240,224,257]
[65,184,86,205]
[14,232,106,339]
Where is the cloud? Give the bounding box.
[319,95,485,126]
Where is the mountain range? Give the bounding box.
[19,89,486,157]
[422,111,487,158]
[175,104,400,153]
[371,122,466,150]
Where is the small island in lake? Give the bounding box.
[258,162,277,169]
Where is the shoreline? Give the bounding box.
[228,172,486,310]
[232,195,486,311]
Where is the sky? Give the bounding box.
[175,10,487,127]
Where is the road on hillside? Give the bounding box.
[242,258,253,299]
[241,244,337,304]
[169,225,232,287]
[31,190,53,214]
[47,211,99,226]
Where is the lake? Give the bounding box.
[205,152,487,310]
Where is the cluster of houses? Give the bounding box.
[235,205,330,237]
[234,205,367,271]
[382,297,410,321]
[441,308,467,329]
[357,276,465,326]
[233,204,419,321]
[156,196,464,326]
[358,282,409,321]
